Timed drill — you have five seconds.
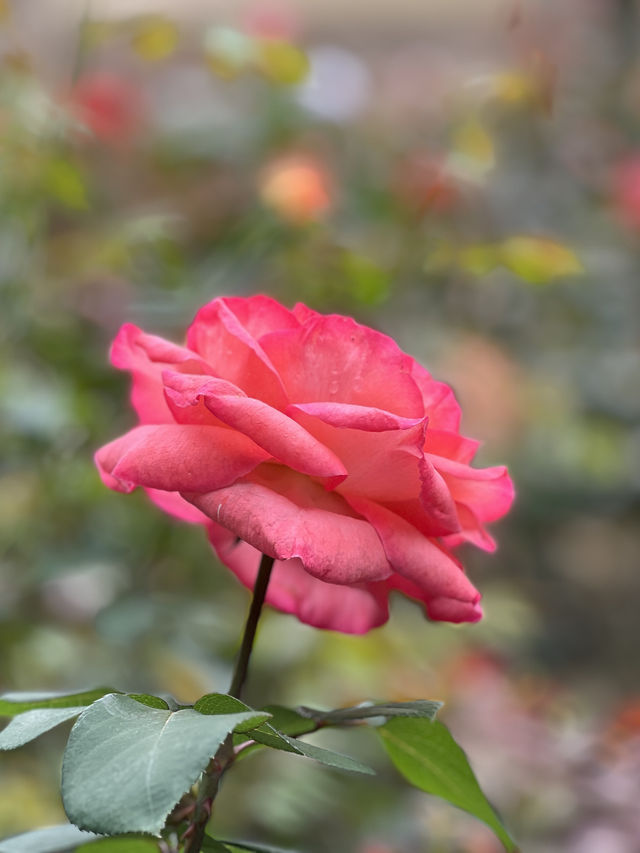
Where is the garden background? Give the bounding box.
[1,0,639,850]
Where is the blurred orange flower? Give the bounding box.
[260,155,332,223]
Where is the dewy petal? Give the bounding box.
[184,466,392,585]
[427,455,515,523]
[208,524,389,634]
[260,315,425,417]
[411,362,462,431]
[186,299,288,407]
[95,424,269,493]
[110,323,209,424]
[163,372,347,486]
[347,496,483,624]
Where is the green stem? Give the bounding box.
[228,552,275,700]
[181,553,274,852]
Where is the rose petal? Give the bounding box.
[111,323,209,424]
[442,503,497,553]
[411,363,462,431]
[260,314,424,417]
[425,429,480,464]
[184,466,392,585]
[143,488,211,524]
[428,455,515,523]
[222,294,301,337]
[163,372,347,485]
[95,424,269,493]
[208,524,389,633]
[346,496,482,624]
[287,401,424,432]
[287,406,459,536]
[186,299,288,407]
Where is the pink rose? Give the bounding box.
[96,296,514,633]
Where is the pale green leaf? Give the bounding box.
[62,694,269,835]
[0,707,84,750]
[0,688,116,717]
[298,700,442,726]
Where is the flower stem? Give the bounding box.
[181,553,275,852]
[228,553,275,700]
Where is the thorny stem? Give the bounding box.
[181,552,275,852]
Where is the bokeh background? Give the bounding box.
[1,0,640,850]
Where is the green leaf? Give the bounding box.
[127,694,170,711]
[251,724,374,775]
[0,824,97,853]
[0,707,85,750]
[75,837,160,852]
[62,693,270,835]
[261,705,316,737]
[201,839,232,852]
[0,688,117,717]
[195,693,271,734]
[298,700,442,726]
[218,841,298,853]
[378,718,517,852]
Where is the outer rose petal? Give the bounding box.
[443,503,497,553]
[260,315,425,417]
[411,362,462,431]
[186,299,288,408]
[221,294,301,338]
[143,488,211,524]
[208,524,389,634]
[184,466,392,585]
[425,429,480,464]
[111,324,209,424]
[347,496,482,624]
[163,371,347,486]
[95,424,269,493]
[428,455,515,523]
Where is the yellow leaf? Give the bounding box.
[492,71,535,104]
[258,39,309,85]
[457,244,500,276]
[45,160,88,210]
[132,16,178,62]
[452,117,495,171]
[500,236,583,283]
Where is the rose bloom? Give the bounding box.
[69,72,143,144]
[611,155,640,231]
[96,296,513,633]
